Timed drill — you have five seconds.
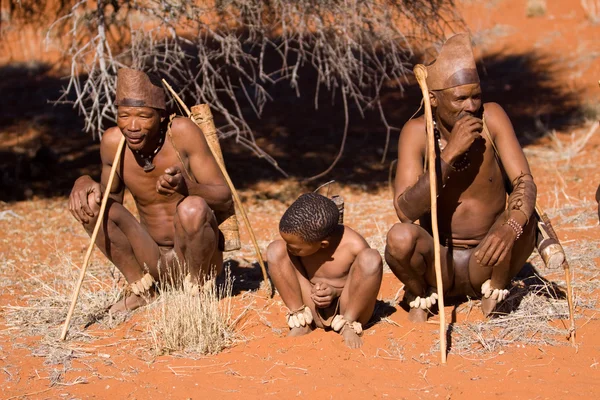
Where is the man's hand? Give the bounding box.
[69,176,102,224]
[474,223,517,267]
[156,166,188,196]
[311,282,341,309]
[442,115,483,163]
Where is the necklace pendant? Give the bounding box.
[143,159,155,172]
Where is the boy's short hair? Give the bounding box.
[279,193,340,242]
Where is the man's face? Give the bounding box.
[117,106,161,151]
[432,83,482,130]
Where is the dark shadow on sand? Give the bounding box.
[367,299,398,327]
[216,259,265,296]
[0,49,588,201]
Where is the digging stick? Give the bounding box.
[414,64,447,363]
[535,205,576,346]
[161,79,272,296]
[61,135,126,340]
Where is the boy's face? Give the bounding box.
[280,232,327,257]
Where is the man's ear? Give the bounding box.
[159,110,167,123]
[320,240,330,249]
[429,91,438,108]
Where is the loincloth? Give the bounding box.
[158,246,179,271]
[447,246,479,298]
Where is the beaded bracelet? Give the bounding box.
[504,218,523,240]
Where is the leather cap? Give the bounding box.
[426,33,480,91]
[115,68,166,110]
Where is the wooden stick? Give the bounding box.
[535,205,576,346]
[61,135,126,340]
[414,64,447,363]
[161,79,272,296]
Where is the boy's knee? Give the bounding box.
[176,196,212,233]
[356,248,383,277]
[266,240,287,265]
[385,223,419,257]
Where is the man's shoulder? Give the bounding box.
[102,126,123,144]
[170,116,200,137]
[483,102,506,118]
[99,127,123,158]
[401,115,426,134]
[483,102,513,138]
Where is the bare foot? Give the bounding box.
[481,297,498,317]
[407,307,429,323]
[109,291,155,314]
[340,325,363,349]
[288,325,313,337]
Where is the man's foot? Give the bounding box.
[480,279,509,317]
[288,324,313,337]
[340,324,363,349]
[407,307,429,323]
[109,290,156,314]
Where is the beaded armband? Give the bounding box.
[504,218,523,240]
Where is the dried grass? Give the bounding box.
[147,265,237,356]
[523,121,599,163]
[438,279,572,356]
[2,250,125,339]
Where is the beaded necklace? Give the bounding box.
[135,134,164,172]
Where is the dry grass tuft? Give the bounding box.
[3,251,125,339]
[147,265,237,356]
[523,121,599,163]
[440,279,571,356]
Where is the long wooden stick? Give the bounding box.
[161,79,272,295]
[61,135,126,340]
[414,64,447,363]
[535,204,576,346]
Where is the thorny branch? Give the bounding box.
[43,0,462,177]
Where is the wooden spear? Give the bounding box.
[161,79,272,296]
[414,64,447,363]
[61,135,126,340]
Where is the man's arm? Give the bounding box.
[393,118,455,223]
[169,117,232,211]
[99,127,126,203]
[474,103,536,267]
[485,102,536,227]
[69,127,124,223]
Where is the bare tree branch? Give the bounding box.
[42,0,463,176]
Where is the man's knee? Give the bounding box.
[266,240,288,267]
[176,196,213,234]
[355,248,383,278]
[385,223,419,258]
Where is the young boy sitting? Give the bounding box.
[266,193,383,349]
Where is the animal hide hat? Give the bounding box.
[115,68,166,110]
[426,33,480,91]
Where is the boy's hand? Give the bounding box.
[311,282,340,308]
